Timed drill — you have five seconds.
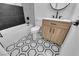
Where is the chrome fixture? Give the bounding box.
[26,17,30,25]
[73,20,79,26]
[50,3,70,19]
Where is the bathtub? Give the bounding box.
[0,24,33,56]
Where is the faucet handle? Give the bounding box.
[52,15,55,18]
[59,16,62,19]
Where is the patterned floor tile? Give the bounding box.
[6,32,60,56]
[6,44,15,52]
[27,49,37,56]
[10,48,20,56]
[25,39,31,44]
[16,42,24,47]
[37,39,43,44]
[44,42,50,48]
[37,54,45,56]
[19,53,26,56]
[30,42,37,48]
[21,45,30,52]
[51,45,59,52]
[37,45,44,52]
[45,49,54,56]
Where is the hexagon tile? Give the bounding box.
[6,32,60,56]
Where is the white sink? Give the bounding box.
[43,18,72,22]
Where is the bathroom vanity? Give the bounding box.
[42,18,72,46]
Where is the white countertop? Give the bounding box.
[43,18,72,22]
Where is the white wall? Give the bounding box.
[59,25,78,56]
[59,4,79,56]
[22,3,35,26]
[34,3,76,26]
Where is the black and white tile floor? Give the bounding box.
[6,32,60,56]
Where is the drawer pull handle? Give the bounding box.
[51,23,56,25]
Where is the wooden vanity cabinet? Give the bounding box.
[42,19,71,46]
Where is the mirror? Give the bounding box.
[50,3,70,11]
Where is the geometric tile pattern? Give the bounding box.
[6,32,60,56]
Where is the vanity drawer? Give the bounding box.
[50,21,58,26]
[43,20,71,29]
[43,20,51,26]
[50,20,71,29]
[56,22,71,29]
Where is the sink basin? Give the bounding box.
[43,18,72,22]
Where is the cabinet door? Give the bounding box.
[50,28,68,46]
[42,25,51,41]
[50,27,55,41]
